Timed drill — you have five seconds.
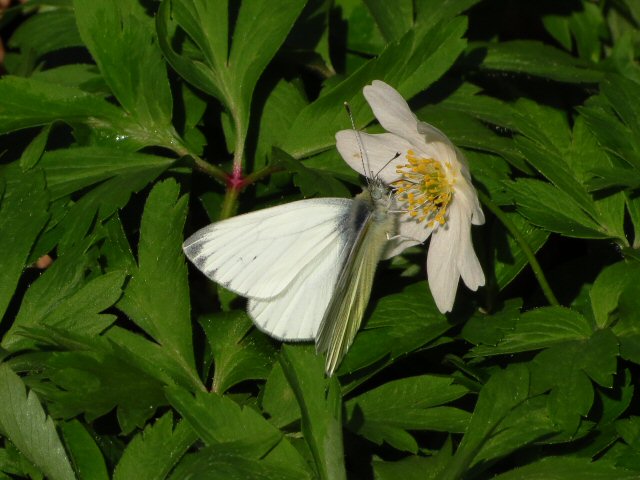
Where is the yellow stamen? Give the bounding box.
[391,150,455,226]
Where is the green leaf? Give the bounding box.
[613,272,640,365]
[493,456,639,480]
[470,307,592,357]
[273,148,351,198]
[9,9,82,59]
[416,106,525,172]
[0,75,122,134]
[436,82,519,137]
[440,364,530,479]
[40,147,174,200]
[3,259,125,351]
[261,362,301,429]
[31,63,105,90]
[100,214,137,274]
[54,164,172,254]
[157,0,306,158]
[511,100,593,209]
[74,0,177,146]
[337,282,451,376]
[166,387,279,447]
[529,330,619,434]
[61,420,109,480]
[168,443,308,480]
[104,326,203,390]
[363,0,413,42]
[281,16,468,158]
[473,395,559,467]
[199,311,276,393]
[543,14,572,51]
[590,261,640,329]
[471,40,604,83]
[118,179,201,389]
[166,386,310,477]
[254,79,309,171]
[492,211,550,291]
[462,299,521,347]
[601,75,640,146]
[339,1,386,56]
[0,363,75,480]
[280,345,346,480]
[0,439,43,478]
[113,413,196,480]
[415,0,482,31]
[2,236,110,349]
[373,445,452,480]
[22,330,167,434]
[581,329,619,388]
[345,375,470,452]
[0,167,49,321]
[510,179,608,239]
[580,75,640,177]
[19,125,51,171]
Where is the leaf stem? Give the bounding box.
[243,164,282,185]
[169,140,227,185]
[477,191,559,307]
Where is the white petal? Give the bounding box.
[455,210,485,291]
[363,81,419,139]
[417,121,455,149]
[426,215,462,313]
[471,197,485,226]
[383,236,423,260]
[335,130,412,183]
[383,214,434,259]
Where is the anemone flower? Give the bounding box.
[336,80,485,313]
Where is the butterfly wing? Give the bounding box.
[183,198,353,301]
[248,230,351,340]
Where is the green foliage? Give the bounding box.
[1,0,640,478]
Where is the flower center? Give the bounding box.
[391,150,455,227]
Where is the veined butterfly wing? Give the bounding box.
[183,198,353,301]
[183,198,358,341]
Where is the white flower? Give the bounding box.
[336,80,485,313]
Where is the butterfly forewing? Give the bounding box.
[183,198,353,301]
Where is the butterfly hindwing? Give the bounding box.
[316,188,393,375]
[248,225,353,340]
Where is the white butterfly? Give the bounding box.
[183,174,396,375]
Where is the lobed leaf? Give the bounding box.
[200,311,276,393]
[280,345,346,480]
[113,413,196,480]
[0,167,49,321]
[345,375,470,452]
[118,179,201,390]
[0,363,75,480]
[61,420,109,480]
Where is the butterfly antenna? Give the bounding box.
[344,102,373,182]
[376,152,401,178]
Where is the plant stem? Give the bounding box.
[477,191,560,307]
[219,185,240,220]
